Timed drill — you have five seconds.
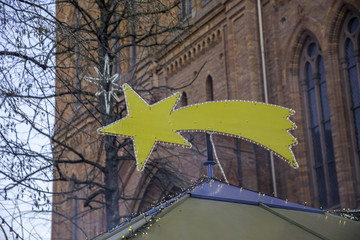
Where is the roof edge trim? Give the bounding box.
[190,193,323,214]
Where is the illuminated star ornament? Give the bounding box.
[84,55,121,114]
[98,84,298,171]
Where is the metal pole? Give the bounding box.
[204,133,216,178]
[257,0,278,197]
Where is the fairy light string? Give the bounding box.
[0,216,23,239]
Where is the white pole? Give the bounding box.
[257,0,278,197]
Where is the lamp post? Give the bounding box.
[204,133,216,178]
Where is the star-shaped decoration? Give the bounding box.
[98,84,190,171]
[98,84,298,172]
[84,55,121,114]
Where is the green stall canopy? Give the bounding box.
[96,180,360,240]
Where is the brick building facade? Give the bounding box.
[52,0,360,239]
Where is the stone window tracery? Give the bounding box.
[300,35,339,208]
[341,10,360,166]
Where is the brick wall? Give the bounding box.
[53,0,360,238]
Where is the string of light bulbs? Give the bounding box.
[0,216,23,240]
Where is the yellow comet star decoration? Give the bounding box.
[98,84,298,171]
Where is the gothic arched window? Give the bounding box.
[206,75,214,101]
[300,36,339,208]
[181,92,188,107]
[181,0,192,19]
[341,11,360,164]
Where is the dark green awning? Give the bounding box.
[97,181,360,240]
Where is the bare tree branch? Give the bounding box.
[0,51,48,70]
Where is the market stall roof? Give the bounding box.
[190,180,322,213]
[96,180,360,240]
